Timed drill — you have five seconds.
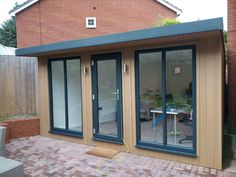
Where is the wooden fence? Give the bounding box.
[0,55,37,118]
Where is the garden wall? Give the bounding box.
[0,117,40,143]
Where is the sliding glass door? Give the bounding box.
[49,57,83,137]
[135,45,196,155]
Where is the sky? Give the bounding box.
[0,0,227,30]
[0,0,25,24]
[169,0,227,29]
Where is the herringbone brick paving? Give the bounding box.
[5,136,236,177]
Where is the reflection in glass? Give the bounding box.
[51,60,66,129]
[97,60,118,137]
[139,52,163,143]
[67,59,82,132]
[166,49,193,148]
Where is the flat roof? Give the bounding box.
[16,18,223,57]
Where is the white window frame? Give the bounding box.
[86,17,96,29]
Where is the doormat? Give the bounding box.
[86,147,120,159]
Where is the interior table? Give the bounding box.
[150,109,178,145]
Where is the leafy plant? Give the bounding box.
[224,30,227,54]
[153,16,180,27]
[0,16,16,47]
[0,3,20,47]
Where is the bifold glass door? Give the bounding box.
[135,45,196,155]
[92,53,123,143]
[49,57,83,136]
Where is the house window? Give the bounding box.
[86,17,96,28]
[48,57,83,137]
[135,45,196,155]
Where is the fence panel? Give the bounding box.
[0,55,37,118]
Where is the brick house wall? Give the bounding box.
[16,2,41,48]
[16,0,177,48]
[228,0,236,132]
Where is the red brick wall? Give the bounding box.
[0,117,40,143]
[228,0,236,131]
[16,0,176,48]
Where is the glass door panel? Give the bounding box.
[67,59,83,132]
[97,60,118,136]
[166,49,193,148]
[51,60,66,129]
[92,53,122,142]
[139,52,164,144]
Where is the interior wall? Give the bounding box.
[38,36,224,169]
[166,50,193,96]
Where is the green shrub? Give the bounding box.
[153,16,180,27]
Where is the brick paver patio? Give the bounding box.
[5,136,236,177]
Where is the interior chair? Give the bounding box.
[178,110,193,144]
[140,100,155,121]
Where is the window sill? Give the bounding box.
[136,143,197,157]
[86,27,96,29]
[49,129,83,138]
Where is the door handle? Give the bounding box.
[112,91,119,95]
[112,89,119,100]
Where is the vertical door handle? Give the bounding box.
[112,89,119,100]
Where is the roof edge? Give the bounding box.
[10,0,182,16]
[157,0,182,15]
[9,0,39,15]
